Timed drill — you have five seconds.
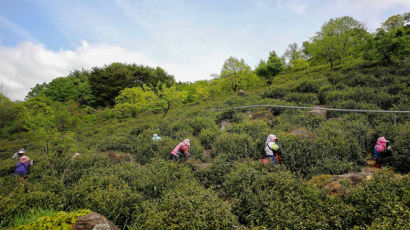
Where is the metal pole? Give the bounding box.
[394,114,396,126]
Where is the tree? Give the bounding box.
[114,85,159,117]
[282,43,303,65]
[255,51,284,84]
[158,84,187,117]
[89,63,175,107]
[113,84,187,118]
[364,25,410,65]
[308,16,367,71]
[25,70,96,106]
[381,13,409,31]
[219,57,252,92]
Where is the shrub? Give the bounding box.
[12,209,92,230]
[187,117,218,136]
[133,181,237,229]
[199,127,221,149]
[262,86,290,99]
[279,121,364,177]
[212,132,254,160]
[194,153,233,188]
[342,171,410,228]
[226,119,271,157]
[295,80,322,93]
[284,92,319,105]
[224,162,330,229]
[391,122,410,173]
[66,174,142,227]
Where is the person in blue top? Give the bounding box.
[13,156,33,179]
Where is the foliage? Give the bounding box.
[255,51,285,84]
[133,181,237,229]
[307,16,367,71]
[88,63,175,106]
[284,92,319,105]
[114,85,159,117]
[26,70,96,106]
[12,209,91,229]
[219,57,255,92]
[364,25,410,65]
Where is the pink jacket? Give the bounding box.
[171,139,190,156]
[375,137,388,153]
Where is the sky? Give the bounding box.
[0,0,409,100]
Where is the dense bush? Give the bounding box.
[224,162,331,229]
[212,132,254,160]
[391,122,410,173]
[279,120,364,177]
[66,174,141,225]
[199,127,221,149]
[262,85,290,98]
[133,181,237,229]
[12,209,92,230]
[284,92,319,105]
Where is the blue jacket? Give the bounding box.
[14,162,30,175]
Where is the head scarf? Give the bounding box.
[376,136,389,150]
[183,139,190,147]
[266,134,278,146]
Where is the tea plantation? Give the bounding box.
[1,14,409,229]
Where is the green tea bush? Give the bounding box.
[391,122,410,173]
[262,86,290,99]
[0,179,66,226]
[133,181,237,230]
[212,132,254,160]
[284,92,319,105]
[226,119,271,157]
[224,162,331,229]
[66,173,142,226]
[280,120,364,177]
[12,209,91,230]
[199,127,221,149]
[186,117,218,136]
[342,171,410,228]
[194,153,233,188]
[294,79,323,93]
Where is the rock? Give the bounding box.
[220,120,231,130]
[73,212,120,230]
[308,107,327,118]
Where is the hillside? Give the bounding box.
[1,14,409,230]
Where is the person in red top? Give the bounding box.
[170,139,191,163]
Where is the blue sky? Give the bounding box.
[0,0,409,100]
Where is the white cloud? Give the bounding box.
[0,41,223,101]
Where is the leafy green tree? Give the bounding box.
[158,84,188,117]
[0,93,19,137]
[89,63,175,107]
[25,70,95,106]
[364,25,410,65]
[255,51,284,84]
[308,16,367,71]
[219,57,253,92]
[22,97,74,175]
[283,42,303,65]
[381,13,409,31]
[114,84,187,118]
[114,85,159,117]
